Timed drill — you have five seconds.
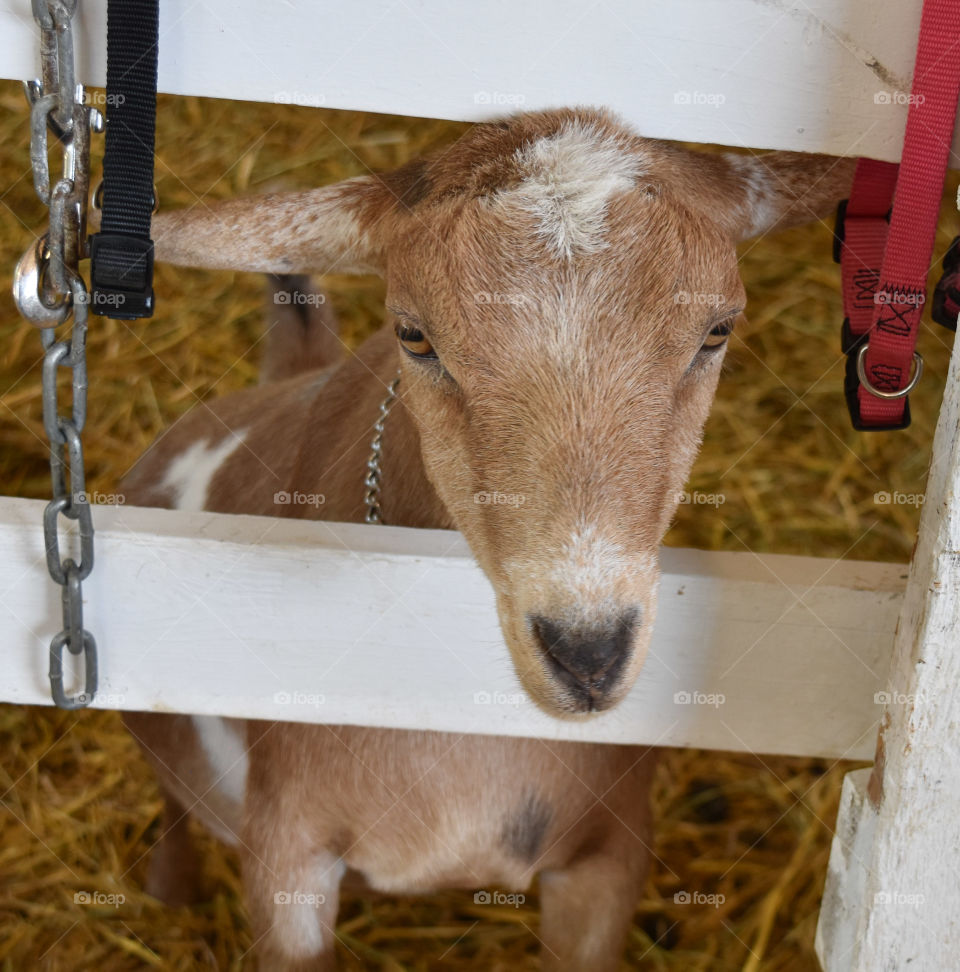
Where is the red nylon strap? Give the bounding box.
[840,159,898,345]
[844,0,960,428]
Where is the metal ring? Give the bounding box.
[856,345,923,400]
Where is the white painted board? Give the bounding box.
[0,0,946,161]
[816,248,960,970]
[0,496,904,759]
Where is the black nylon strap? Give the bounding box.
[90,0,158,319]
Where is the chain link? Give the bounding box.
[364,373,402,524]
[13,0,101,709]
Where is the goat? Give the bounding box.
[120,107,853,969]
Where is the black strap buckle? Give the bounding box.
[932,235,960,331]
[89,233,154,319]
[836,199,907,428]
[832,199,848,263]
[91,0,159,320]
[840,317,869,355]
[832,198,892,264]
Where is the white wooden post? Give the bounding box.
[815,193,960,969]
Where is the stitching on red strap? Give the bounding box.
[852,269,880,309]
[875,286,925,338]
[837,0,960,430]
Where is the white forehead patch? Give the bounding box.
[162,432,248,512]
[503,121,643,258]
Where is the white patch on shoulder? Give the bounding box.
[503,121,643,258]
[724,154,778,238]
[161,433,248,512]
[192,715,248,807]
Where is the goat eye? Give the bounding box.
[701,319,734,352]
[396,324,437,360]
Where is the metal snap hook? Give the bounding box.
[12,236,70,327]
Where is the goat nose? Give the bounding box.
[530,610,638,692]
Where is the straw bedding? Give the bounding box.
[1,80,955,969]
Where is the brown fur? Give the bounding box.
[122,107,854,969]
[260,274,344,382]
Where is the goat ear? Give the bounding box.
[147,175,388,275]
[713,152,856,242]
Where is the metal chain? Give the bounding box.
[364,373,401,524]
[13,0,102,709]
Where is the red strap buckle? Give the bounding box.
[834,0,960,431]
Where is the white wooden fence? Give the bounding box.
[1,2,956,970]
[0,0,949,161]
[0,496,906,759]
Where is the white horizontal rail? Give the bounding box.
[0,0,947,161]
[0,497,903,759]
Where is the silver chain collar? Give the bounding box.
[364,372,401,524]
[13,0,102,709]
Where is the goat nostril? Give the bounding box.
[530,609,638,691]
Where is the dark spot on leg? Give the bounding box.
[328,828,355,858]
[501,791,553,863]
